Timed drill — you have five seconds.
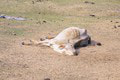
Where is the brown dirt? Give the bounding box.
[0,22,120,80]
[0,0,120,80]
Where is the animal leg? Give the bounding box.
[22,39,52,46]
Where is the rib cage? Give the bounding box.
[53,27,88,45]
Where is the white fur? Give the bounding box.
[23,27,90,55]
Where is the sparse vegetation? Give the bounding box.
[0,0,120,80]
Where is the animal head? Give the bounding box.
[74,36,91,49]
[59,43,78,56]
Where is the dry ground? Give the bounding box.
[0,0,120,80]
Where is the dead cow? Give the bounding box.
[22,27,91,55]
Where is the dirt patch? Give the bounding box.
[0,0,120,80]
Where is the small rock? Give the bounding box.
[90,15,95,17]
[118,25,120,27]
[110,20,112,22]
[84,1,89,3]
[32,1,35,4]
[13,33,16,35]
[43,20,46,23]
[116,22,119,23]
[114,25,117,28]
[84,1,95,4]
[91,2,95,4]
[97,42,102,46]
[44,78,50,80]
[22,42,25,45]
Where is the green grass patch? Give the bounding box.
[0,25,25,36]
[0,0,120,37]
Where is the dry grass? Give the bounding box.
[0,0,120,80]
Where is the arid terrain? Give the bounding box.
[0,0,120,80]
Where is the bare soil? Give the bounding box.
[0,0,120,80]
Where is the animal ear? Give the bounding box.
[59,45,65,49]
[85,29,87,33]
